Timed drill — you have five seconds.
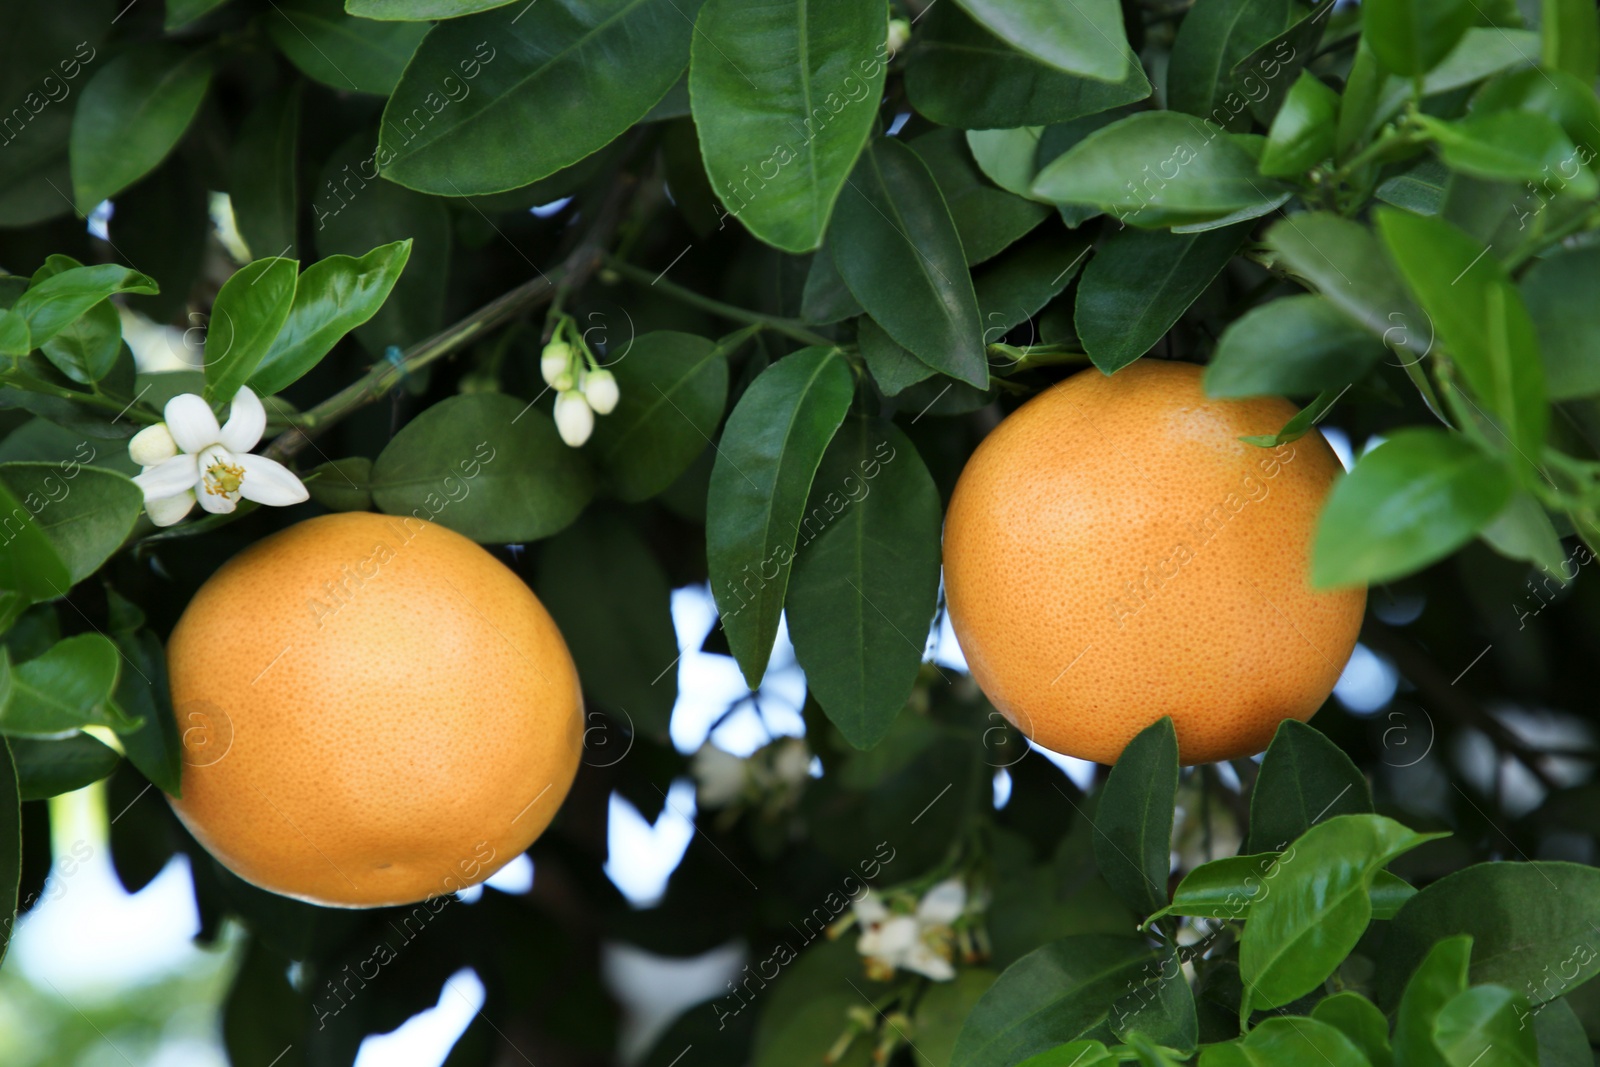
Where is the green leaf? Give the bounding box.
[1075,223,1249,374]
[1521,248,1600,400]
[904,3,1151,129]
[11,733,119,800]
[380,1,698,195]
[0,738,16,968]
[1543,0,1600,82]
[1015,1040,1115,1067]
[203,258,300,404]
[1154,854,1411,925]
[1263,212,1423,353]
[975,228,1092,340]
[1312,993,1393,1067]
[248,242,412,397]
[69,44,212,213]
[1532,998,1591,1067]
[801,246,863,325]
[1239,814,1445,1016]
[1111,945,1198,1053]
[1198,1017,1373,1067]
[832,140,987,389]
[1424,28,1543,95]
[0,635,138,737]
[1205,295,1387,399]
[265,0,427,96]
[1381,862,1600,1009]
[1313,429,1513,588]
[690,0,886,253]
[0,476,71,603]
[371,392,593,543]
[913,970,1001,1067]
[229,85,303,262]
[1032,113,1292,227]
[10,265,159,350]
[592,331,735,502]
[536,511,677,742]
[1260,72,1339,177]
[0,313,29,358]
[113,627,183,798]
[303,457,374,513]
[1394,936,1471,1067]
[1167,0,1295,128]
[1377,157,1450,213]
[1417,111,1597,196]
[0,463,142,584]
[1434,985,1538,1067]
[707,348,853,688]
[857,319,936,397]
[1092,717,1178,917]
[910,129,1050,267]
[166,0,232,28]
[1363,0,1477,76]
[1247,719,1373,853]
[788,419,942,749]
[39,300,122,385]
[1479,489,1567,574]
[951,935,1158,1067]
[1228,0,1336,125]
[345,0,517,16]
[966,127,1049,203]
[951,0,1132,82]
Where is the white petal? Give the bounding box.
[691,744,747,807]
[582,369,619,415]
[873,916,918,957]
[132,453,199,502]
[145,490,196,527]
[918,879,967,925]
[853,892,889,926]
[196,485,238,514]
[128,423,178,467]
[904,943,955,981]
[236,453,309,506]
[218,385,266,452]
[554,391,594,447]
[164,393,221,453]
[196,445,243,513]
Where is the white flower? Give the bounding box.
[887,17,911,56]
[582,368,619,415]
[130,387,308,527]
[770,737,812,787]
[691,743,747,808]
[854,879,966,982]
[540,341,572,388]
[554,389,595,447]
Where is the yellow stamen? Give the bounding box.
[204,460,245,496]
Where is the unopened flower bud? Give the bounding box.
[582,368,619,415]
[554,390,595,447]
[887,17,910,56]
[540,342,572,388]
[129,422,179,467]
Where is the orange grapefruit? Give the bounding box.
[942,360,1365,765]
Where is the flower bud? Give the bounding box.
[582,368,619,415]
[129,422,178,467]
[540,342,572,388]
[887,17,910,56]
[553,390,595,447]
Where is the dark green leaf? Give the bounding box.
[1154,853,1411,924]
[113,626,183,799]
[1167,0,1295,129]
[0,635,138,737]
[11,265,159,350]
[69,44,212,212]
[266,0,427,96]
[537,511,678,741]
[222,937,310,1067]
[166,0,232,28]
[1263,212,1423,353]
[0,739,16,967]
[974,229,1092,342]
[1313,428,1513,588]
[904,3,1151,129]
[380,1,698,194]
[1228,0,1336,125]
[951,935,1157,1067]
[1260,72,1339,177]
[1312,992,1394,1067]
[910,128,1050,267]
[1435,985,1539,1067]
[857,319,936,397]
[229,85,303,262]
[966,127,1049,203]
[801,246,863,325]
[0,476,71,602]
[951,0,1132,82]
[1015,1042,1115,1067]
[0,313,28,358]
[203,258,300,404]
[1393,936,1471,1067]
[371,392,593,543]
[690,0,886,252]
[39,299,121,385]
[346,0,517,16]
[11,732,119,800]
[1205,295,1387,399]
[1381,862,1600,1009]
[0,463,142,584]
[707,348,853,687]
[1247,719,1373,853]
[1075,223,1249,373]
[1363,0,1477,76]
[1532,997,1591,1067]
[592,330,735,502]
[1521,248,1600,400]
[832,140,987,389]
[1092,717,1178,917]
[1111,945,1198,1053]
[248,242,411,396]
[1543,0,1600,82]
[303,457,373,513]
[1376,157,1450,213]
[788,419,942,749]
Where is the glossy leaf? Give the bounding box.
[266,0,427,96]
[706,349,854,688]
[1259,71,1338,177]
[788,420,941,749]
[951,936,1157,1067]
[11,733,119,800]
[974,228,1093,338]
[69,43,212,212]
[1313,429,1513,588]
[951,0,1130,82]
[1247,719,1373,853]
[370,392,592,543]
[1543,0,1600,81]
[1199,1017,1372,1067]
[1520,248,1600,400]
[966,127,1047,202]
[229,86,303,261]
[1417,112,1596,196]
[345,0,517,16]
[0,464,142,584]
[1205,294,1386,398]
[831,140,987,388]
[1394,936,1471,1067]
[248,242,412,397]
[592,331,735,502]
[1075,223,1249,373]
[1239,814,1444,1015]
[911,129,1049,267]
[380,1,699,195]
[904,3,1150,129]
[1435,985,1538,1067]
[1167,0,1295,128]
[1311,992,1393,1067]
[857,319,936,398]
[1154,853,1412,924]
[1092,717,1178,917]
[10,265,158,351]
[0,635,139,738]
[1263,212,1423,353]
[39,299,121,385]
[203,258,300,404]
[801,246,863,325]
[1363,0,1477,76]
[690,0,886,253]
[0,475,71,603]
[1110,945,1197,1054]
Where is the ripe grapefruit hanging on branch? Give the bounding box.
[167,512,583,907]
[942,360,1365,766]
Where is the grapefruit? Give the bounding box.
[167,512,583,907]
[942,360,1365,765]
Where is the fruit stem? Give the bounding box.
[600,255,836,349]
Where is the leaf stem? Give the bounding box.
[601,255,836,348]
